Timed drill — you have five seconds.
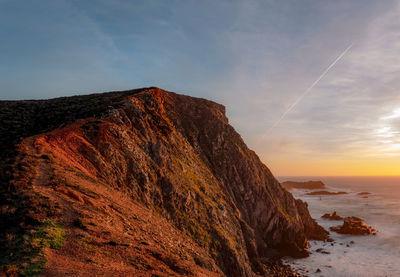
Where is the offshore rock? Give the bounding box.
[330,217,377,235]
[281,181,326,190]
[305,191,347,196]
[321,211,343,220]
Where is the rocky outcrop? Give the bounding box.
[305,191,347,196]
[0,88,327,276]
[321,212,343,220]
[330,217,377,235]
[294,200,329,242]
[281,181,326,190]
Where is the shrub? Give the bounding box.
[36,220,66,249]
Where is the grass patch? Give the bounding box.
[23,220,66,275]
[26,220,65,275]
[0,219,66,276]
[35,220,66,249]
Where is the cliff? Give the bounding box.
[0,88,328,276]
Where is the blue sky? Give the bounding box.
[2,0,400,175]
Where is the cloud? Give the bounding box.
[381,108,400,120]
[267,1,400,158]
[1,0,400,174]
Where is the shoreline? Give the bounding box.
[281,177,400,276]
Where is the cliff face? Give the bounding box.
[0,88,327,276]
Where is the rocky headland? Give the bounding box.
[0,88,328,276]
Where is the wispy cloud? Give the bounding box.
[381,108,400,120]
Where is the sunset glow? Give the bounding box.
[2,1,400,276]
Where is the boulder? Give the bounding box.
[330,217,377,235]
[321,211,343,220]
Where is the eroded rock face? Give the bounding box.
[1,88,328,276]
[295,200,329,242]
[330,217,377,235]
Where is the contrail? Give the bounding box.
[266,43,353,133]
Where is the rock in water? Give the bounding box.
[0,87,328,276]
[321,211,343,220]
[281,180,326,190]
[330,217,377,235]
[305,191,348,195]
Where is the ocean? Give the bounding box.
[277,176,400,277]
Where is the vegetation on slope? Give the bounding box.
[0,88,144,275]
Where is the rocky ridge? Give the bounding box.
[0,88,328,276]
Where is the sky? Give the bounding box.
[1,0,400,176]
